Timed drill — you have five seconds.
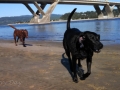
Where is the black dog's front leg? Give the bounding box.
[78,59,84,78]
[72,56,78,83]
[86,57,92,74]
[81,57,92,80]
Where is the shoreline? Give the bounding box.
[5,17,120,25]
[0,39,120,55]
[0,39,120,46]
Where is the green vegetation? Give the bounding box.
[60,11,97,20]
[60,9,120,20]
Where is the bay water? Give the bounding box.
[0,18,120,45]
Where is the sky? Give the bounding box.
[0,0,120,17]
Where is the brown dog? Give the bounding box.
[9,25,28,47]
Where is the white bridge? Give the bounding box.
[0,0,120,24]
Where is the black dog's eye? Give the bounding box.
[90,36,95,40]
[97,35,100,40]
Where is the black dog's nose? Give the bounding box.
[100,43,103,49]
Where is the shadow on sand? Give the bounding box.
[61,53,91,81]
[61,53,74,80]
[19,43,33,47]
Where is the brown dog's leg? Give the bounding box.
[14,36,17,46]
[22,37,26,47]
[17,37,19,42]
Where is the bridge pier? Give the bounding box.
[38,0,59,24]
[104,4,114,18]
[94,5,104,19]
[23,0,59,24]
[116,5,120,17]
[36,3,46,15]
[33,2,45,16]
[93,4,115,19]
[23,2,40,23]
[23,2,36,16]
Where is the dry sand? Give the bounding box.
[0,40,120,90]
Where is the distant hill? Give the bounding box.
[50,14,62,20]
[1,9,119,25]
[0,14,62,25]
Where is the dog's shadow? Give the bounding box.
[61,53,74,79]
[61,53,91,81]
[24,44,33,46]
[19,43,33,47]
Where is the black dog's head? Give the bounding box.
[79,31,103,53]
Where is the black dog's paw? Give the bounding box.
[80,77,85,80]
[73,77,78,83]
[80,73,91,80]
[83,72,91,78]
[23,45,26,47]
[77,68,84,78]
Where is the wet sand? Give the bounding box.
[0,40,120,90]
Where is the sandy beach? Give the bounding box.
[0,40,120,90]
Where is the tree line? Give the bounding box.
[60,9,120,20]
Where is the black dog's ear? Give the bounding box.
[79,36,85,48]
[80,32,86,39]
[79,36,85,43]
[79,32,86,43]
[79,37,83,43]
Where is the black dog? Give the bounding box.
[63,8,103,83]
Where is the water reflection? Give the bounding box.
[95,21,101,32]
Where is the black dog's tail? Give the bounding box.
[67,8,77,30]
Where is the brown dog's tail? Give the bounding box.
[8,25,17,30]
[67,8,77,30]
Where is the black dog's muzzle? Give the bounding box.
[93,42,103,53]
